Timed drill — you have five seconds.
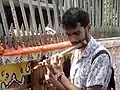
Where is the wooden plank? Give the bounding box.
[52,0,59,33]
[44,0,52,28]
[37,0,46,34]
[0,0,12,48]
[9,0,23,47]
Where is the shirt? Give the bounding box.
[70,37,112,90]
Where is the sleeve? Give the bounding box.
[86,53,112,88]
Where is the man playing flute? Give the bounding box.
[41,7,114,90]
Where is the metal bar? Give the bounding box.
[0,0,12,48]
[44,0,52,28]
[92,0,94,31]
[95,0,99,27]
[10,23,18,49]
[0,23,6,48]
[23,0,54,9]
[28,0,40,46]
[9,0,23,47]
[52,0,59,33]
[113,0,116,27]
[59,0,63,21]
[19,0,30,38]
[37,0,46,34]
[99,0,102,27]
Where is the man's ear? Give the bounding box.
[87,23,91,31]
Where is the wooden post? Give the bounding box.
[31,61,45,90]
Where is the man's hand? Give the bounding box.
[50,54,64,74]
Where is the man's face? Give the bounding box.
[64,25,86,46]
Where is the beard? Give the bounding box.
[71,40,87,48]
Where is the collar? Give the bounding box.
[82,37,99,58]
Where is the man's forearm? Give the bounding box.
[59,74,81,90]
[49,77,67,90]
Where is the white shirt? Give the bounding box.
[70,37,112,90]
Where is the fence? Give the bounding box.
[0,0,120,41]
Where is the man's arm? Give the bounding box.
[49,77,67,90]
[59,74,102,90]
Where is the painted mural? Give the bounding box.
[0,62,31,90]
[0,52,41,90]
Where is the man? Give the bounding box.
[42,7,112,90]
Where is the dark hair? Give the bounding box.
[62,7,90,29]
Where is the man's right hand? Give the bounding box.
[50,54,64,74]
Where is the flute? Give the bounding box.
[33,40,87,69]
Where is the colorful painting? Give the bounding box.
[0,62,31,90]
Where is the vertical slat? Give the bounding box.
[59,0,63,21]
[83,0,86,9]
[74,0,79,7]
[28,0,38,33]
[28,0,41,46]
[87,0,91,23]
[0,23,6,48]
[9,0,23,47]
[91,0,94,31]
[37,0,46,34]
[119,0,120,27]
[116,0,119,27]
[52,0,59,33]
[8,0,21,36]
[104,0,107,26]
[95,0,99,27]
[19,0,30,36]
[108,0,111,26]
[113,0,116,27]
[10,23,18,49]
[66,0,71,10]
[102,0,104,26]
[44,0,52,28]
[80,0,82,8]
[0,0,12,48]
[19,0,32,46]
[99,0,102,27]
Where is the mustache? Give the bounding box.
[71,40,83,45]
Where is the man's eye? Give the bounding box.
[66,33,71,36]
[73,31,80,35]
